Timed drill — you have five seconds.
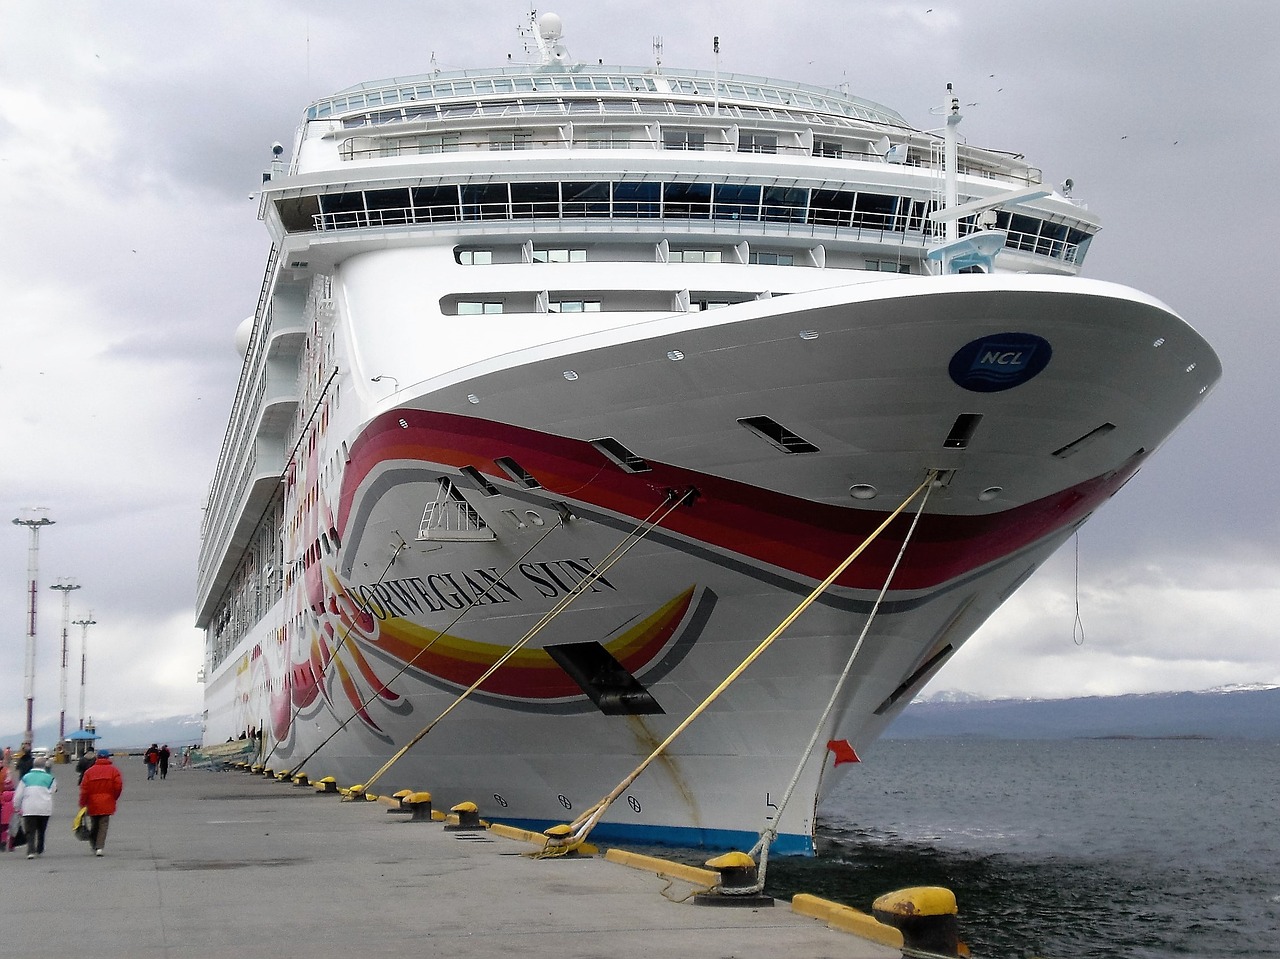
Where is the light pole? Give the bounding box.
[72,613,96,731]
[50,580,81,742]
[13,509,55,740]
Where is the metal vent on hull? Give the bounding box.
[943,413,983,449]
[495,456,542,488]
[1053,423,1116,458]
[737,416,820,454]
[591,437,652,473]
[544,642,664,715]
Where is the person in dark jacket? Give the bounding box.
[15,743,34,778]
[75,750,96,784]
[144,744,160,781]
[158,745,171,780]
[79,750,123,856]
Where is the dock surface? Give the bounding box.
[5,764,897,958]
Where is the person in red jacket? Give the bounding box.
[79,749,123,857]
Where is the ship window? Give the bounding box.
[813,138,843,158]
[533,248,587,263]
[663,129,706,150]
[738,132,778,154]
[456,249,493,265]
[495,457,541,488]
[763,186,808,223]
[458,465,501,496]
[738,416,820,454]
[712,184,761,220]
[749,252,794,266]
[613,182,660,217]
[489,130,533,151]
[867,259,910,273]
[411,185,460,222]
[456,301,504,315]
[663,182,712,218]
[548,299,600,313]
[509,182,560,218]
[319,192,365,229]
[852,192,903,230]
[577,127,633,148]
[364,188,411,225]
[944,414,983,449]
[809,188,855,227]
[460,183,509,220]
[276,195,322,233]
[591,437,652,473]
[670,249,723,263]
[411,133,458,154]
[563,181,610,216]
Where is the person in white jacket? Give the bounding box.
[14,758,57,859]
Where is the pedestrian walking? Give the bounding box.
[159,745,171,780]
[76,750,96,785]
[145,744,160,780]
[15,743,34,778]
[14,758,57,858]
[79,749,123,856]
[1,765,15,851]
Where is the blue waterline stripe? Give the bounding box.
[490,816,815,857]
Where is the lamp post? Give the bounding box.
[50,580,81,742]
[13,509,55,740]
[72,613,96,731]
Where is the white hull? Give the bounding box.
[204,275,1215,852]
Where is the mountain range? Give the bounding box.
[884,685,1280,740]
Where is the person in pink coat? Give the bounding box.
[1,766,15,851]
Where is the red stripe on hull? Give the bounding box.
[340,411,1141,590]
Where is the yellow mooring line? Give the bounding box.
[535,471,938,857]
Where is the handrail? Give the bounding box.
[304,202,1081,264]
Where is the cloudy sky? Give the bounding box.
[2,0,1277,741]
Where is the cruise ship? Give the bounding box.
[197,13,1220,854]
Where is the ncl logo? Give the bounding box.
[949,332,1052,393]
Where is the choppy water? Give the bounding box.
[761,738,1280,958]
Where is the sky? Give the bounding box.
[1,0,1277,742]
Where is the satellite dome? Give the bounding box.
[538,12,563,41]
[234,316,254,358]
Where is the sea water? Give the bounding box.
[762,738,1280,958]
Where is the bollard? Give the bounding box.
[388,789,414,814]
[314,776,339,794]
[693,851,773,907]
[404,791,434,821]
[292,772,310,787]
[443,800,481,831]
[871,887,962,957]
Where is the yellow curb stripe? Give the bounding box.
[604,848,719,887]
[791,893,904,949]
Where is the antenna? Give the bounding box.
[653,35,663,70]
[713,36,721,116]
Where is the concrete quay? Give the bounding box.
[4,763,901,959]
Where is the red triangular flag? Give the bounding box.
[826,739,861,766]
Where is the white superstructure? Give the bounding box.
[197,14,1218,853]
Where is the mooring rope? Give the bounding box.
[354,487,696,797]
[536,472,938,857]
[740,469,937,895]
